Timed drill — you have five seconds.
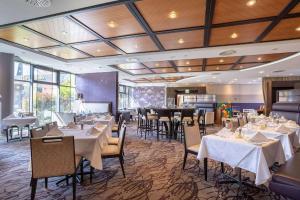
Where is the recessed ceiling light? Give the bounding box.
[185,61,190,65]
[230,32,238,39]
[188,68,191,71]
[155,63,160,67]
[216,66,220,70]
[168,11,177,19]
[295,26,300,32]
[177,38,185,44]
[259,70,264,74]
[96,49,101,52]
[239,65,243,69]
[257,57,262,61]
[246,0,256,7]
[61,31,67,35]
[107,20,117,28]
[219,59,224,63]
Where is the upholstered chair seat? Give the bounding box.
[108,137,119,145]
[187,144,200,153]
[159,117,171,122]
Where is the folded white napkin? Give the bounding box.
[275,124,292,134]
[242,127,257,136]
[87,127,100,135]
[247,132,270,143]
[46,128,64,136]
[67,122,77,129]
[285,120,299,128]
[216,128,233,137]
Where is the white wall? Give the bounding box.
[206,84,263,103]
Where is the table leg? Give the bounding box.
[204,158,208,181]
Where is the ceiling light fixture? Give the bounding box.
[107,20,117,28]
[246,0,256,7]
[96,49,101,52]
[239,65,243,69]
[177,38,185,44]
[296,26,300,32]
[26,0,52,8]
[230,32,238,39]
[185,61,190,65]
[219,49,236,56]
[257,57,262,61]
[168,11,177,19]
[188,68,192,71]
[216,67,220,70]
[219,59,224,63]
[155,63,160,67]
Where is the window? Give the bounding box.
[118,85,133,110]
[34,68,57,83]
[59,72,76,113]
[13,61,77,125]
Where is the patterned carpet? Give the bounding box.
[0,123,279,200]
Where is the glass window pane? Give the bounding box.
[33,83,58,125]
[14,62,31,81]
[59,86,71,112]
[71,74,76,87]
[14,81,31,112]
[33,68,57,83]
[60,72,71,86]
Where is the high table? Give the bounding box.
[197,130,285,185]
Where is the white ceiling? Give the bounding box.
[1,38,300,86]
[0,0,115,26]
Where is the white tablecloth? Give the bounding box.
[197,133,285,185]
[60,124,110,170]
[93,116,114,137]
[2,116,37,127]
[242,123,300,161]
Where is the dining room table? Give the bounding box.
[2,115,38,128]
[197,127,286,185]
[59,123,111,170]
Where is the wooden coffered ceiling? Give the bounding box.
[125,76,191,83]
[0,0,299,76]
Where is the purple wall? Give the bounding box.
[133,86,165,107]
[76,72,118,115]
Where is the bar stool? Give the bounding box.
[175,108,195,143]
[5,125,20,142]
[156,109,172,142]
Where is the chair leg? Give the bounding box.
[45,177,48,188]
[119,156,125,178]
[156,120,159,141]
[80,161,84,183]
[72,174,76,200]
[31,178,37,200]
[90,166,94,183]
[183,152,188,170]
[221,162,225,173]
[66,175,69,185]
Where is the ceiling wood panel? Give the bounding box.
[158,30,204,50]
[174,59,203,66]
[290,3,300,13]
[0,27,59,48]
[262,17,300,41]
[24,17,98,44]
[210,22,270,46]
[72,41,121,56]
[127,68,152,74]
[135,0,206,31]
[117,63,145,70]
[242,53,293,63]
[213,0,290,24]
[152,68,176,73]
[72,5,145,38]
[178,66,202,72]
[143,61,172,68]
[111,36,159,53]
[205,65,232,71]
[233,63,260,70]
[40,47,89,59]
[207,56,240,65]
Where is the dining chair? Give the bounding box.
[112,114,123,137]
[108,120,126,145]
[155,109,172,142]
[30,136,82,200]
[101,123,127,177]
[45,121,58,132]
[139,108,157,139]
[183,124,201,170]
[175,109,195,142]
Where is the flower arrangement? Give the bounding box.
[217,103,233,118]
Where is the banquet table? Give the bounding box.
[2,116,37,127]
[242,123,300,161]
[197,130,286,185]
[60,124,110,170]
[80,115,114,134]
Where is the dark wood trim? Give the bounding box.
[125,2,165,51]
[230,57,245,70]
[204,0,216,47]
